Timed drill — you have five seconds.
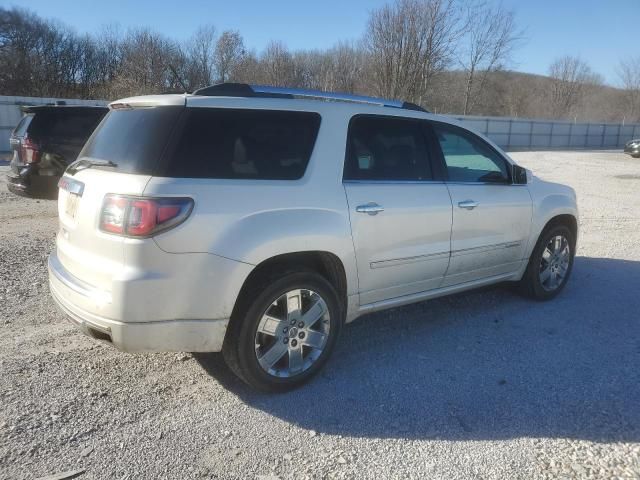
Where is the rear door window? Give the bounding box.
[343,115,433,181]
[166,108,321,180]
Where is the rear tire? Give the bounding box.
[519,224,575,300]
[222,270,343,392]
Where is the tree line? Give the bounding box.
[1,1,638,123]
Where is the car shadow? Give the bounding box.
[194,256,640,442]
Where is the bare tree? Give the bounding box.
[416,0,464,105]
[184,25,216,89]
[231,49,261,84]
[113,28,182,97]
[326,42,364,93]
[0,8,40,95]
[618,56,640,122]
[214,30,245,83]
[1,5,634,124]
[260,40,296,86]
[289,44,363,92]
[548,56,598,119]
[364,0,462,104]
[459,1,521,115]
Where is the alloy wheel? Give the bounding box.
[254,289,330,378]
[539,234,571,291]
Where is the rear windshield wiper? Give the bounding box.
[67,158,118,175]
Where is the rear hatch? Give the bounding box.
[56,103,184,291]
[10,107,107,178]
[30,107,107,167]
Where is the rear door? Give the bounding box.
[343,115,452,305]
[429,122,532,286]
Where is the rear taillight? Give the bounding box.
[21,136,41,164]
[99,195,193,237]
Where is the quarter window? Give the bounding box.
[167,108,320,180]
[344,116,432,181]
[433,124,510,183]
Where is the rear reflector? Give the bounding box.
[99,195,193,237]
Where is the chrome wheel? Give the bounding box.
[539,234,571,291]
[254,289,330,378]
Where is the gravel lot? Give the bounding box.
[1,150,639,480]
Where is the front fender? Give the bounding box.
[526,186,579,258]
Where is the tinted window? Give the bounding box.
[80,107,182,174]
[29,110,105,143]
[433,124,510,183]
[344,116,432,181]
[166,109,321,180]
[13,115,33,137]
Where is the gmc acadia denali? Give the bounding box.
[49,83,578,391]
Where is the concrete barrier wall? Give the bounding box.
[452,115,640,151]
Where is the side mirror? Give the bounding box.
[513,164,528,185]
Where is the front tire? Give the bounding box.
[223,270,343,392]
[519,224,575,300]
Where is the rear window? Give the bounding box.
[79,107,183,175]
[165,108,321,180]
[12,115,33,137]
[29,110,105,143]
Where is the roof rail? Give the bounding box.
[192,83,429,112]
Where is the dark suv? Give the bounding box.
[7,105,107,199]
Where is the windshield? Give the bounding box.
[78,106,182,175]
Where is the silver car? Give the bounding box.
[49,84,578,391]
[624,139,640,158]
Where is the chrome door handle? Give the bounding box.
[356,203,384,215]
[458,200,479,210]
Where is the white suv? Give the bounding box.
[49,84,578,391]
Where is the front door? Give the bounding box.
[343,115,453,305]
[430,122,532,286]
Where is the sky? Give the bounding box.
[9,0,639,85]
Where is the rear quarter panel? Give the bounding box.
[145,109,359,296]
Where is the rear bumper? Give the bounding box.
[48,251,230,352]
[7,165,60,199]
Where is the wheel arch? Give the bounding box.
[228,250,349,332]
[540,214,578,241]
[527,211,579,261]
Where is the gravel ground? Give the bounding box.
[1,150,639,480]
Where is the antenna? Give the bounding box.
[168,64,189,93]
